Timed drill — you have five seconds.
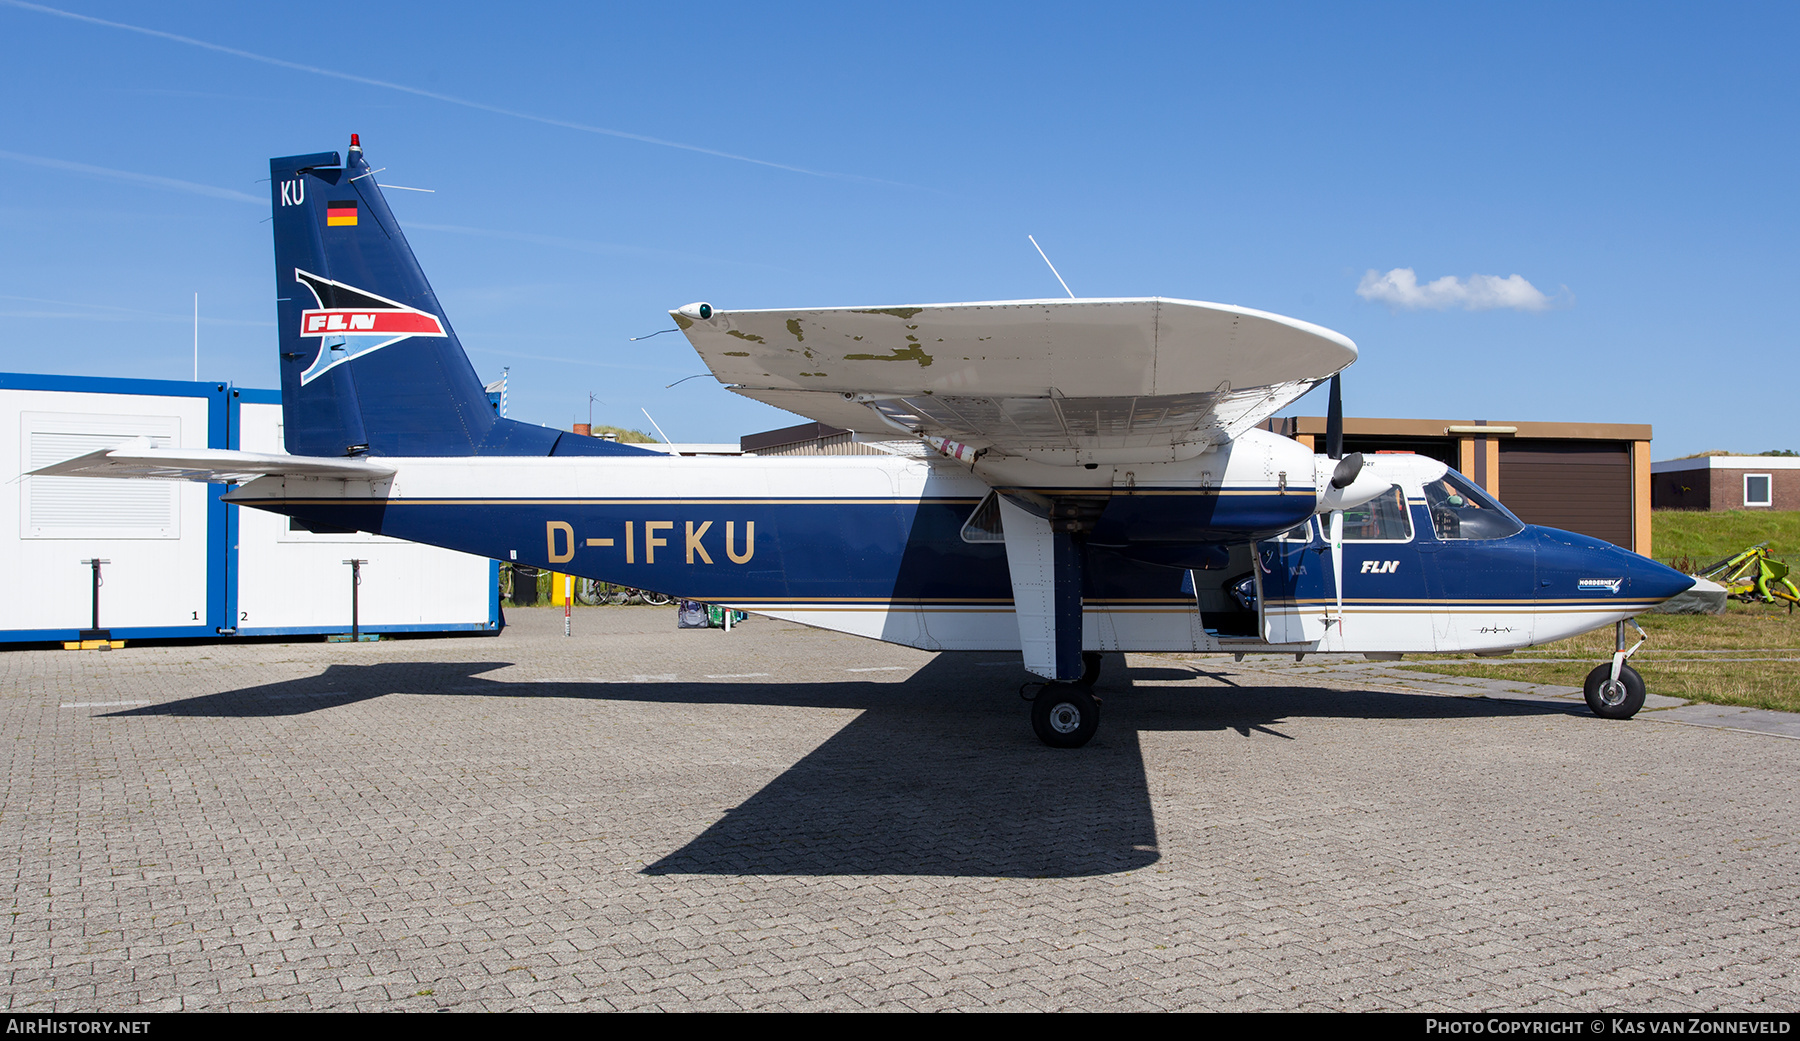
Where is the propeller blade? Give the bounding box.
[1329,509,1344,628]
[1326,373,1344,461]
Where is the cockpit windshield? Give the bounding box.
[1423,470,1525,540]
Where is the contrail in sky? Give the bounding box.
[406,222,782,270]
[0,148,262,203]
[0,293,271,325]
[4,0,890,184]
[466,346,697,376]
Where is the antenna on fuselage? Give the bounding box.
[641,407,673,445]
[1027,235,1076,299]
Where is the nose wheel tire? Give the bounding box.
[1583,663,1646,719]
[1031,682,1100,748]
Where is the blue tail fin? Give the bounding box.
[269,135,651,458]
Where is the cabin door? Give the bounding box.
[1257,518,1327,645]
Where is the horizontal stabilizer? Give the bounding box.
[28,439,396,484]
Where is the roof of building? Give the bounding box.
[1652,456,1800,473]
[1274,416,1651,440]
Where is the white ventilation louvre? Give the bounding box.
[22,413,180,539]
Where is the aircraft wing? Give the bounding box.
[675,297,1356,461]
[28,441,396,483]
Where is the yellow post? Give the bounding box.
[548,572,568,606]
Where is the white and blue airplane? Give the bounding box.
[38,136,1694,747]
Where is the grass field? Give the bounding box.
[1398,510,1800,713]
[1651,508,1800,570]
[1399,606,1800,713]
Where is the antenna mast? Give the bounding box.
[1027,235,1075,299]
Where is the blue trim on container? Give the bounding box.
[234,621,499,636]
[0,371,226,398]
[205,382,231,633]
[223,388,246,632]
[488,558,501,630]
[0,625,219,643]
[0,620,498,644]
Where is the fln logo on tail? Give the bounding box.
[294,269,447,385]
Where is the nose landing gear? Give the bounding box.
[1584,662,1646,718]
[1584,618,1649,719]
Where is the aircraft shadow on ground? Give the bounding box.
[110,655,1576,879]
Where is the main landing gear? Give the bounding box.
[1584,618,1649,719]
[1029,680,1100,748]
[1027,652,1106,748]
[992,491,1109,748]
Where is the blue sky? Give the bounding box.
[1,1,1793,456]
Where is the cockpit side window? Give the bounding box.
[1341,485,1413,542]
[1424,471,1526,540]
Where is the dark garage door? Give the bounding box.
[1498,441,1632,548]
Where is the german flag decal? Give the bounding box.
[326,200,358,226]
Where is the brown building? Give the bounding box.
[1267,416,1653,555]
[1651,456,1800,511]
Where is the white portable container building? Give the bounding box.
[1,374,498,643]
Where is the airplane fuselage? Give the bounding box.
[225,434,1676,658]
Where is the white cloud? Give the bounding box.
[1356,267,1556,312]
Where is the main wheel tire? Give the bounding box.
[1031,682,1100,748]
[1584,663,1647,719]
[1080,651,1103,687]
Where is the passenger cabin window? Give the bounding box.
[1745,474,1772,508]
[1424,472,1526,540]
[1341,486,1412,542]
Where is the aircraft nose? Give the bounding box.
[1628,554,1695,603]
[1531,525,1695,606]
